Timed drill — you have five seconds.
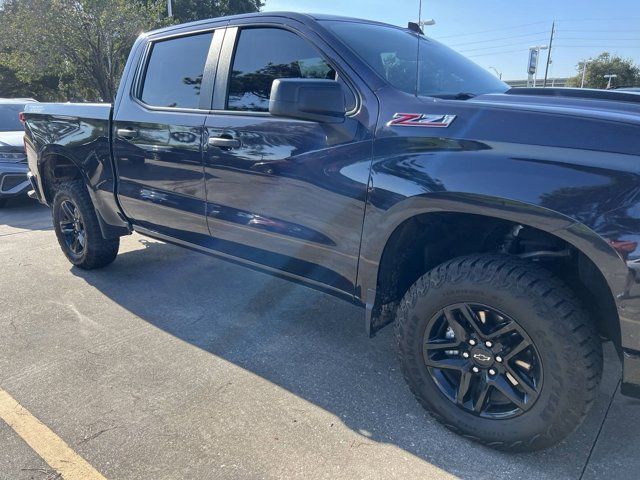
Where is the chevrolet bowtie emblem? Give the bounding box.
[473,353,492,362]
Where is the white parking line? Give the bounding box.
[0,388,107,480]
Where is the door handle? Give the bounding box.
[116,128,138,140]
[208,136,241,149]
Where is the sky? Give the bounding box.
[263,0,640,82]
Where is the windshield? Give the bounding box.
[322,21,509,98]
[0,104,25,131]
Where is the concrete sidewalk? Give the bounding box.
[0,199,637,480]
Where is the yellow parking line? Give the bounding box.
[0,388,107,480]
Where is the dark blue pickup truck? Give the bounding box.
[22,12,640,451]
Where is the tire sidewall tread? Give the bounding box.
[395,254,603,452]
[52,181,119,270]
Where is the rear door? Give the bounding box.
[202,22,376,295]
[112,28,224,239]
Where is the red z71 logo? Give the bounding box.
[388,113,456,128]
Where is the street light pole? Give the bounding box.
[529,45,548,87]
[580,61,588,88]
[167,0,173,17]
[416,0,436,28]
[488,66,502,79]
[604,74,618,89]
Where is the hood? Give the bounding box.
[401,85,640,156]
[467,88,640,126]
[0,131,25,150]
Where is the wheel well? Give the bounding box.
[371,212,621,350]
[40,153,83,203]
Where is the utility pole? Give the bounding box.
[167,0,173,17]
[543,21,555,87]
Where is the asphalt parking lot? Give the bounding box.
[1,197,639,480]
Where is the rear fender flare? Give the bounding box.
[37,144,129,239]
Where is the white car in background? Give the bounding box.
[0,98,37,207]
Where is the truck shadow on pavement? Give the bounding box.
[71,236,621,480]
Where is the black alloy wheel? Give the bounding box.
[395,254,603,451]
[52,181,119,269]
[423,302,542,419]
[58,199,86,256]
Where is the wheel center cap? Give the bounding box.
[470,347,494,367]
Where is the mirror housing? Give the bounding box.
[269,78,346,123]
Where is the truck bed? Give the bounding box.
[22,101,129,238]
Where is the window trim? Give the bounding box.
[213,23,360,116]
[131,27,225,114]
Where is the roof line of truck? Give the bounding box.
[143,11,401,37]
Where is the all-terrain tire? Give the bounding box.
[395,254,603,452]
[52,181,119,269]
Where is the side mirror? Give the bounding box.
[269,78,346,123]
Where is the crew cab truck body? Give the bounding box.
[23,12,640,451]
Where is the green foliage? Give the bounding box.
[0,64,65,100]
[0,0,262,102]
[566,52,640,89]
[0,0,169,101]
[170,0,262,23]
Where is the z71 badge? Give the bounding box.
[388,113,456,128]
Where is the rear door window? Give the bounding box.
[141,32,213,109]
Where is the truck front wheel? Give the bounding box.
[395,254,602,451]
[52,181,119,269]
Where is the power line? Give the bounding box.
[465,49,529,58]
[436,21,548,39]
[555,17,640,22]
[554,44,639,48]
[447,31,550,47]
[556,37,640,41]
[558,29,640,33]
[454,37,639,54]
[461,43,638,54]
[457,41,548,54]
[437,18,640,40]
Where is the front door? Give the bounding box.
[113,30,223,239]
[203,25,374,295]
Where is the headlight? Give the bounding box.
[0,152,27,162]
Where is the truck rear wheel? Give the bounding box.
[52,181,119,269]
[395,254,602,451]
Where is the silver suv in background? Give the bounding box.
[0,98,37,207]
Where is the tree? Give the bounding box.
[0,64,66,100]
[170,0,262,23]
[0,0,263,101]
[0,0,169,101]
[566,52,640,89]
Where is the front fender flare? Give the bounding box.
[358,192,628,337]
